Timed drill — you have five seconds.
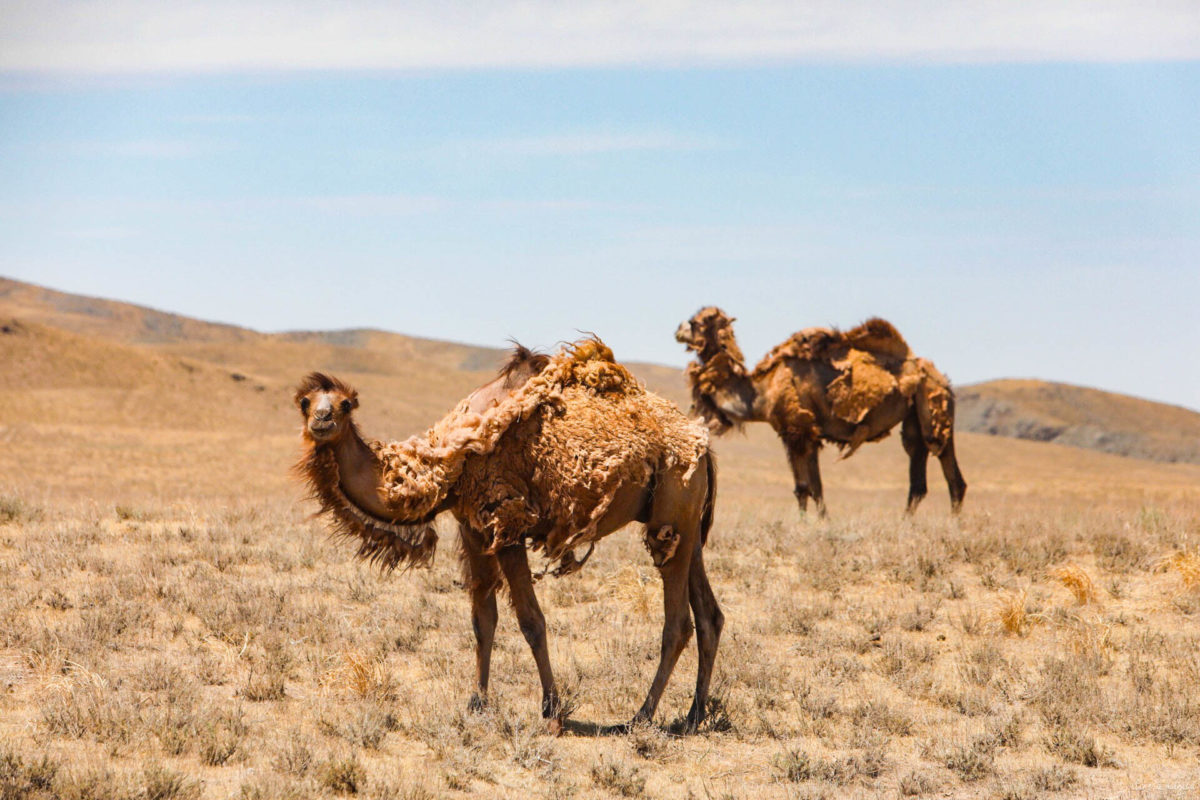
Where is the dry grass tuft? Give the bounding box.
[325,650,397,701]
[1157,551,1200,590]
[996,591,1033,636]
[1049,564,1098,605]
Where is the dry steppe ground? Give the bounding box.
[2,277,1200,799]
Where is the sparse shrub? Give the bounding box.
[590,756,645,797]
[0,496,40,523]
[240,667,287,701]
[850,700,912,737]
[1031,764,1077,792]
[53,767,131,800]
[627,720,671,760]
[139,762,200,800]
[318,756,367,795]
[942,735,996,782]
[39,679,141,746]
[239,773,313,800]
[320,704,399,749]
[271,730,314,777]
[772,747,886,785]
[198,707,247,766]
[1044,727,1117,768]
[897,770,937,796]
[0,748,58,798]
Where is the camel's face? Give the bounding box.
[674,319,698,350]
[294,374,360,444]
[676,307,731,355]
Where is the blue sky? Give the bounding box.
[1,3,1198,409]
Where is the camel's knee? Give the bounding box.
[518,617,547,650]
[710,605,725,638]
[668,615,694,652]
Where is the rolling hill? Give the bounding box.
[3,275,1198,478]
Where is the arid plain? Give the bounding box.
[2,278,1199,799]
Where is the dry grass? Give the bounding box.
[3,482,1199,799]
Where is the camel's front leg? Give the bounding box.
[901,409,929,515]
[496,543,562,732]
[634,521,697,726]
[460,525,500,711]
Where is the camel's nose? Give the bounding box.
[674,322,691,343]
[312,397,335,420]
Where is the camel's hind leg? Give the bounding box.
[633,468,704,726]
[785,439,826,518]
[684,541,723,732]
[460,525,500,711]
[901,407,929,514]
[937,435,967,513]
[496,543,562,731]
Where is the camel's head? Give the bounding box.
[676,306,745,365]
[294,372,359,444]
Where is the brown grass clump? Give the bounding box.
[1049,564,1098,605]
[324,650,396,701]
[996,590,1033,635]
[1157,550,1200,590]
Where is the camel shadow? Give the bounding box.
[561,719,630,737]
[561,716,702,738]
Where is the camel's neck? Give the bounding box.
[688,348,766,429]
[709,369,765,423]
[327,426,397,520]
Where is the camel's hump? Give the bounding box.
[754,317,911,373]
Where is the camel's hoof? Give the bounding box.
[467,693,487,714]
[545,716,564,737]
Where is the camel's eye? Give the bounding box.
[299,397,310,414]
[340,399,352,414]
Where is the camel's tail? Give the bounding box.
[700,450,717,547]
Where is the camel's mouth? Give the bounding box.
[674,324,696,347]
[308,419,337,438]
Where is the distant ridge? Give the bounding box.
[957,379,1200,465]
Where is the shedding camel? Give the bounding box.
[676,307,966,516]
[294,338,722,733]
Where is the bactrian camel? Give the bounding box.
[294,338,722,733]
[676,307,966,516]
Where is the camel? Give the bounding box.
[294,338,722,733]
[675,307,966,516]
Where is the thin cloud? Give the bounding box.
[2,1,1198,74]
[38,138,231,158]
[470,132,727,156]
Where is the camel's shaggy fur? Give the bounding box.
[367,338,707,567]
[678,306,966,514]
